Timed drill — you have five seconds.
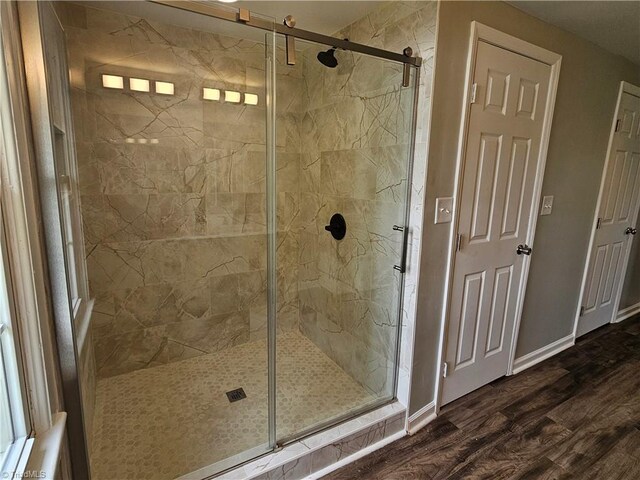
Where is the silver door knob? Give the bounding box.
[625,227,637,235]
[516,244,532,255]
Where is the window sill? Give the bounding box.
[24,412,66,479]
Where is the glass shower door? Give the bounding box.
[57,1,278,477]
[273,36,418,441]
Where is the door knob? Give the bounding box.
[625,227,637,235]
[516,244,532,256]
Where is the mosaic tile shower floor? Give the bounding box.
[90,331,375,479]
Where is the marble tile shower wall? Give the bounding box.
[61,1,437,401]
[341,1,437,406]
[61,3,303,378]
[295,2,435,397]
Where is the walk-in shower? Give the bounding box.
[49,0,421,477]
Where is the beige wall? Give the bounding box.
[409,0,640,415]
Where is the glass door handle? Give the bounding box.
[393,225,409,273]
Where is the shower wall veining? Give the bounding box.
[296,2,437,397]
[60,2,301,379]
[60,0,436,404]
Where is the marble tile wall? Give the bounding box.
[60,2,302,378]
[61,1,436,408]
[296,1,436,397]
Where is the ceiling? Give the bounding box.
[510,1,640,65]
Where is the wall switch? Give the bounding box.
[435,197,453,224]
[540,195,554,216]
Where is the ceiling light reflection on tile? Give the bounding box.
[203,87,221,101]
[102,74,124,89]
[225,90,241,103]
[130,78,150,92]
[155,81,174,95]
[244,93,259,106]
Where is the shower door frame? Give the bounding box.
[147,0,425,468]
[21,0,424,477]
[151,1,422,68]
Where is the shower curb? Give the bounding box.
[178,402,406,479]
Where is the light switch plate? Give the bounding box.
[540,195,554,216]
[435,197,453,224]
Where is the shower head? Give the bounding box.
[317,48,338,68]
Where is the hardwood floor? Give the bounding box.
[325,317,640,479]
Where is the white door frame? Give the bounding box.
[572,81,640,338]
[433,22,562,411]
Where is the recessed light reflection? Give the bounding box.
[130,78,150,92]
[244,93,258,106]
[102,74,124,89]
[155,81,174,95]
[124,138,159,144]
[203,87,221,101]
[225,90,241,103]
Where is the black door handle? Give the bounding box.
[516,244,532,256]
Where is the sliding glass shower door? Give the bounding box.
[273,36,418,442]
[54,0,419,477]
[58,2,278,477]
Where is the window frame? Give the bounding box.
[0,0,75,478]
[0,216,33,477]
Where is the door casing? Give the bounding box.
[434,22,562,411]
[573,81,640,338]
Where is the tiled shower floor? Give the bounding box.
[90,330,375,480]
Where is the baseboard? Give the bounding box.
[407,401,436,435]
[512,334,574,375]
[615,303,640,323]
[308,430,406,479]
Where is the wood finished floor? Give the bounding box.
[325,317,640,480]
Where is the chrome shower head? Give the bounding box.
[317,48,338,68]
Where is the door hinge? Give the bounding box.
[456,233,463,252]
[596,217,602,230]
[442,362,449,378]
[615,119,621,132]
[580,306,585,317]
[470,83,478,104]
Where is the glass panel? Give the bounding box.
[58,1,276,477]
[274,37,418,441]
[0,266,14,466]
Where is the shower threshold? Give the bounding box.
[90,330,382,480]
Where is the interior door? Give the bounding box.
[442,41,553,404]
[578,90,640,337]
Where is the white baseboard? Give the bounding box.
[308,430,406,479]
[512,334,574,375]
[407,401,436,435]
[615,303,640,323]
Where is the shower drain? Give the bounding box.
[226,388,247,403]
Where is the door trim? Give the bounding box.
[573,81,640,339]
[434,22,562,411]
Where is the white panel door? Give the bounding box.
[442,41,552,404]
[578,91,640,336]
